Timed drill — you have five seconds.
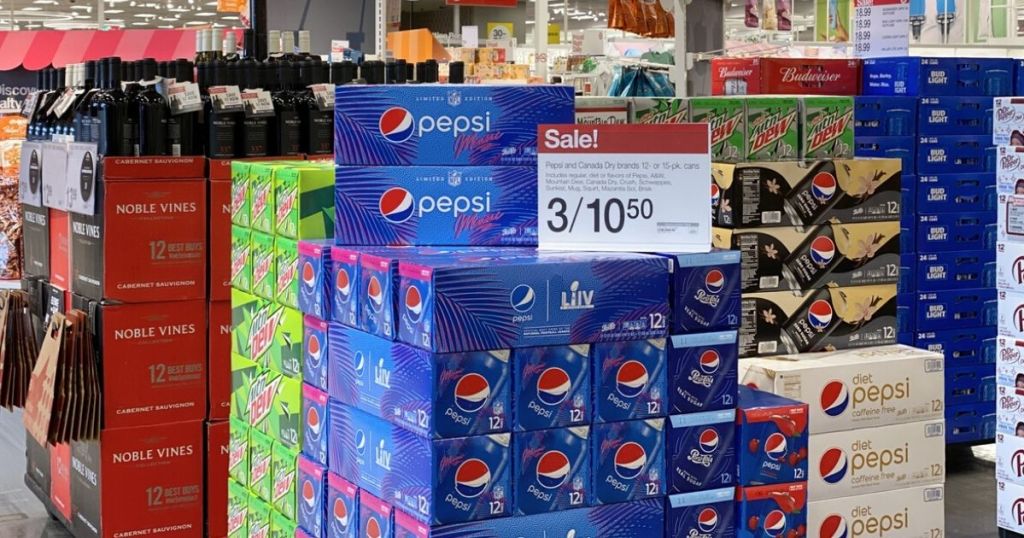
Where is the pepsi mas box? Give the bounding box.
[331,246,360,328]
[297,455,326,537]
[667,409,737,494]
[326,472,359,538]
[592,339,668,422]
[668,331,738,415]
[334,85,575,166]
[591,419,666,504]
[667,488,735,538]
[302,383,330,466]
[662,250,741,333]
[736,386,808,486]
[736,482,807,538]
[303,315,329,392]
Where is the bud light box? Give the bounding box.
[298,240,333,320]
[331,245,360,328]
[854,136,916,175]
[329,324,511,438]
[304,315,329,392]
[666,488,735,538]
[957,58,1015,96]
[736,386,808,486]
[334,85,575,166]
[326,472,359,538]
[668,330,738,415]
[946,364,996,406]
[853,96,918,137]
[302,383,330,466]
[397,251,670,353]
[916,212,997,253]
[998,479,1024,533]
[914,250,996,292]
[999,241,1024,293]
[916,174,997,213]
[861,57,956,96]
[591,419,666,504]
[916,327,996,366]
[592,339,668,423]
[662,250,741,333]
[329,403,512,525]
[335,166,538,246]
[917,135,995,175]
[736,482,808,538]
[807,485,945,538]
[297,454,327,538]
[513,426,592,515]
[514,344,590,430]
[917,96,994,135]
[910,288,997,331]
[359,491,394,538]
[667,409,736,494]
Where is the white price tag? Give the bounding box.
[21,90,41,117]
[65,142,98,216]
[19,141,42,206]
[241,89,276,117]
[852,0,910,58]
[41,141,69,210]
[310,83,335,111]
[209,85,244,112]
[537,124,712,252]
[47,88,77,118]
[167,81,203,114]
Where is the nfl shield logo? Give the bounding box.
[448,90,462,106]
[448,170,462,187]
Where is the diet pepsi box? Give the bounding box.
[667,409,737,494]
[330,324,511,438]
[592,339,667,423]
[298,240,333,320]
[398,251,670,352]
[916,327,996,366]
[916,174,997,213]
[914,250,996,292]
[302,383,330,466]
[917,212,997,253]
[666,488,735,538]
[359,491,394,538]
[330,246,360,328]
[335,85,575,166]
[918,96,994,135]
[326,473,358,538]
[335,166,538,246]
[736,482,808,538]
[360,251,398,340]
[297,454,327,538]
[662,250,741,333]
[861,57,956,96]
[736,386,808,486]
[591,419,666,504]
[853,96,917,136]
[514,344,590,431]
[513,426,591,515]
[854,136,916,175]
[304,315,329,392]
[911,288,997,330]
[668,331,738,415]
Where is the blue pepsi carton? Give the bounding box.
[304,315,329,392]
[361,251,399,340]
[326,472,359,538]
[917,135,994,174]
[330,324,511,438]
[513,426,591,515]
[917,212,997,253]
[298,454,327,538]
[398,251,670,353]
[668,331,738,415]
[861,57,956,96]
[917,174,997,213]
[854,136,916,175]
[661,251,741,334]
[591,419,665,504]
[913,250,996,292]
[956,58,1014,96]
[666,488,735,538]
[334,166,538,246]
[667,409,736,494]
[302,383,329,466]
[736,482,807,538]
[514,344,590,431]
[334,85,575,166]
[394,498,665,537]
[915,327,997,366]
[298,240,333,320]
[853,96,918,136]
[359,491,394,538]
[918,96,993,135]
[330,404,512,525]
[592,339,667,423]
[735,386,808,486]
[330,246,360,328]
[911,288,997,331]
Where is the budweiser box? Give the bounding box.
[710,57,862,96]
[709,57,761,96]
[745,96,799,161]
[711,159,901,228]
[807,485,945,538]
[800,96,854,160]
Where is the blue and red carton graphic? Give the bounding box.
[661,251,741,334]
[591,419,665,505]
[513,426,591,515]
[359,491,394,538]
[514,344,591,431]
[297,454,326,537]
[331,246,361,328]
[736,482,808,538]
[736,385,809,486]
[361,251,400,340]
[298,240,333,320]
[302,383,330,466]
[592,339,667,423]
[668,330,738,415]
[326,473,358,538]
[668,409,737,494]
[667,488,736,538]
[916,135,994,175]
[304,315,329,392]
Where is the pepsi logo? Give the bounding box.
[336,268,352,299]
[807,299,834,330]
[510,284,536,313]
[764,510,787,537]
[704,269,725,294]
[819,514,848,538]
[301,261,316,288]
[333,498,350,529]
[820,380,849,417]
[698,428,720,453]
[697,508,718,532]
[711,184,721,207]
[536,367,572,406]
[764,432,787,461]
[613,442,647,480]
[367,275,384,311]
[454,373,491,413]
[811,172,838,202]
[454,458,492,498]
[810,236,837,266]
[536,450,571,489]
[354,430,367,455]
[353,351,366,377]
[306,406,322,436]
[365,516,382,538]
[405,285,424,321]
[820,447,848,484]
[379,107,415,143]
[307,333,323,365]
[615,360,649,399]
[699,350,721,374]
[301,479,316,508]
[379,187,415,223]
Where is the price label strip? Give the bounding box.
[853,0,910,58]
[537,123,712,252]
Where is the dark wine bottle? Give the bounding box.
[299,60,331,155]
[91,57,128,156]
[237,59,270,157]
[136,58,168,156]
[165,59,199,156]
[205,60,240,158]
[271,61,302,156]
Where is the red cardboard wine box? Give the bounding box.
[209,178,231,302]
[209,301,231,420]
[50,208,70,289]
[206,420,229,538]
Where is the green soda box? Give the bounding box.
[275,236,299,309]
[274,166,336,240]
[267,304,303,379]
[251,231,277,301]
[271,443,299,519]
[249,367,303,449]
[745,96,800,161]
[231,289,263,360]
[249,429,274,502]
[249,162,287,234]
[229,417,250,486]
[689,97,746,163]
[248,494,273,538]
[231,225,252,292]
[230,353,259,421]
[270,510,297,538]
[227,480,250,538]
[231,161,252,227]
[631,98,689,124]
[800,96,854,159]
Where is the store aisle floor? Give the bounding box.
[0,410,1003,537]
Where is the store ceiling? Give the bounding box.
[0,0,242,30]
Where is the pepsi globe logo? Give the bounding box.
[510,284,536,313]
[454,458,492,498]
[307,333,323,367]
[454,373,491,413]
[811,172,838,202]
[763,510,787,538]
[819,514,847,538]
[698,428,720,453]
[764,432,788,461]
[353,351,367,377]
[336,267,352,299]
[536,450,571,489]
[301,261,316,289]
[379,187,415,223]
[615,360,649,398]
[405,285,424,322]
[333,498,350,529]
[711,184,721,207]
[367,275,385,311]
[819,447,849,484]
[306,406,322,436]
[613,441,647,480]
[810,236,837,266]
[699,350,721,374]
[379,107,415,143]
[365,516,382,538]
[697,508,719,533]
[536,367,572,406]
[807,299,835,330]
[820,380,849,417]
[705,269,726,294]
[301,479,316,508]
[354,430,368,455]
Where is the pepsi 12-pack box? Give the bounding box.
[662,250,741,333]
[666,488,735,538]
[512,426,591,515]
[667,409,737,494]
[668,330,738,415]
[736,481,808,538]
[513,344,591,431]
[736,385,809,486]
[591,418,666,504]
[591,339,667,423]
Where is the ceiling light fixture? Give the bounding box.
[21,7,43,11]
[195,11,215,16]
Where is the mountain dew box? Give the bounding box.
[745,97,800,161]
[267,305,303,379]
[231,353,258,420]
[228,480,249,538]
[250,162,290,233]
[688,97,746,163]
[231,161,251,227]
[270,510,297,538]
[275,165,336,239]
[248,366,304,449]
[800,96,854,159]
[229,417,249,486]
[275,236,299,309]
[632,98,690,124]
[231,289,263,359]
[231,225,251,292]
[249,429,274,501]
[251,231,276,301]
[248,494,273,538]
[272,442,299,519]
